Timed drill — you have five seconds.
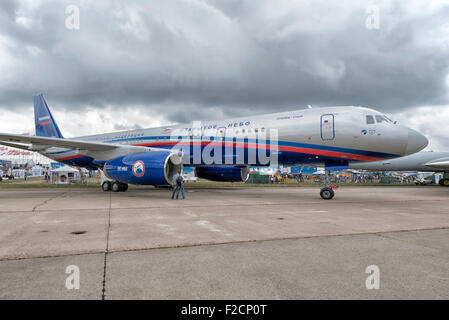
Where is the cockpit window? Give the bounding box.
[383,115,394,123]
[375,115,389,123]
[366,115,375,124]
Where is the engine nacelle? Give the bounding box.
[104,151,182,185]
[195,166,249,182]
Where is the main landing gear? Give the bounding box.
[320,170,338,200]
[102,180,128,192]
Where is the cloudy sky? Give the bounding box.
[0,0,448,150]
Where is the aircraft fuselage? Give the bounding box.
[41,106,427,169]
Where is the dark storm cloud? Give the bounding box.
[0,0,448,123]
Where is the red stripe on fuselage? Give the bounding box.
[54,154,84,161]
[51,142,384,164]
[133,141,384,162]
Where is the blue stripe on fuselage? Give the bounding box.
[49,136,400,167]
[104,135,399,159]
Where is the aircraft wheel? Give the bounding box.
[120,183,128,192]
[101,181,111,192]
[320,187,334,200]
[111,181,121,192]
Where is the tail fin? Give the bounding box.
[34,94,64,138]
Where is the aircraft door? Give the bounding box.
[320,114,335,140]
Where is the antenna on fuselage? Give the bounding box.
[307,105,312,109]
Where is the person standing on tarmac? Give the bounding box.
[171,171,180,200]
[177,174,185,200]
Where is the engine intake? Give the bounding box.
[104,151,182,185]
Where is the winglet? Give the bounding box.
[34,94,64,138]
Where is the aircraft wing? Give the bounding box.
[0,132,175,161]
[425,157,449,169]
[0,140,31,151]
[0,132,132,151]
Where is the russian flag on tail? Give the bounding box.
[34,94,64,138]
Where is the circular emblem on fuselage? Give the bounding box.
[132,160,145,177]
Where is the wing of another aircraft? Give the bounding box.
[425,158,449,169]
[0,132,175,161]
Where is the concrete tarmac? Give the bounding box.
[0,186,448,299]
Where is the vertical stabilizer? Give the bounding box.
[34,94,64,138]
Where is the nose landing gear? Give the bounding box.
[320,187,334,200]
[320,170,338,200]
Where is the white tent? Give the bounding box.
[49,166,80,184]
[12,169,26,179]
[31,165,44,176]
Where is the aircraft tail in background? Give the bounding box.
[34,94,64,138]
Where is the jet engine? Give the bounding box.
[195,166,250,182]
[104,151,182,185]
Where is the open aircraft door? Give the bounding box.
[320,114,335,140]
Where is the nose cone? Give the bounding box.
[405,128,428,155]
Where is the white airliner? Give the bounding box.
[0,94,428,199]
[350,151,449,186]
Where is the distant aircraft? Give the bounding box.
[0,94,428,199]
[349,151,449,186]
